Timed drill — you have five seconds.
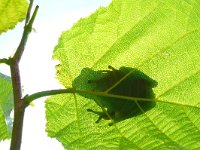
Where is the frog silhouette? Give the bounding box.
[73,66,158,126]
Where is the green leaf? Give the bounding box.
[46,0,200,149]
[0,73,13,140]
[0,0,28,34]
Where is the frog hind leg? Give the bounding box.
[87,109,107,123]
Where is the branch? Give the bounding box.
[25,0,34,25]
[0,58,10,65]
[24,88,76,106]
[13,5,39,62]
[10,3,39,150]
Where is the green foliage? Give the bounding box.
[0,0,28,34]
[46,0,200,149]
[0,73,13,140]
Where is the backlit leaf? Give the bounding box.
[46,0,200,149]
[0,0,28,34]
[0,73,13,140]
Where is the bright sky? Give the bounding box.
[0,0,111,149]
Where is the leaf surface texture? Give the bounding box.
[0,73,13,140]
[46,0,200,149]
[0,0,28,34]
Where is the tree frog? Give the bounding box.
[73,66,157,126]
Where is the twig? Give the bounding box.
[25,0,34,25]
[0,58,10,65]
[13,5,39,62]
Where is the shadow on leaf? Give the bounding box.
[73,66,158,126]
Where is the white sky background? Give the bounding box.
[0,0,111,149]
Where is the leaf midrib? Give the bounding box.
[74,89,200,109]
